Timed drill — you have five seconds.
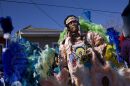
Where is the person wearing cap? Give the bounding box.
[64,15,83,44]
[59,15,93,86]
[121,1,130,68]
[60,15,112,86]
[60,15,120,86]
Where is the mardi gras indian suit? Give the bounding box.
[58,16,130,86]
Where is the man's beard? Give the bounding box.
[70,25,79,33]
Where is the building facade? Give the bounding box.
[19,26,62,49]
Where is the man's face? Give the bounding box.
[68,20,79,33]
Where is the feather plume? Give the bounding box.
[2,41,28,85]
[106,27,123,63]
[35,45,55,79]
[0,16,13,34]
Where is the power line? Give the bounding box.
[29,0,63,28]
[0,0,121,14]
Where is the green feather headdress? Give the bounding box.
[79,17,108,42]
[58,17,108,44]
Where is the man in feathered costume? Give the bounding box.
[58,14,127,86]
[59,15,112,86]
[59,15,94,86]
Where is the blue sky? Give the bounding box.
[0,0,128,34]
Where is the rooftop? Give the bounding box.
[18,26,63,37]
